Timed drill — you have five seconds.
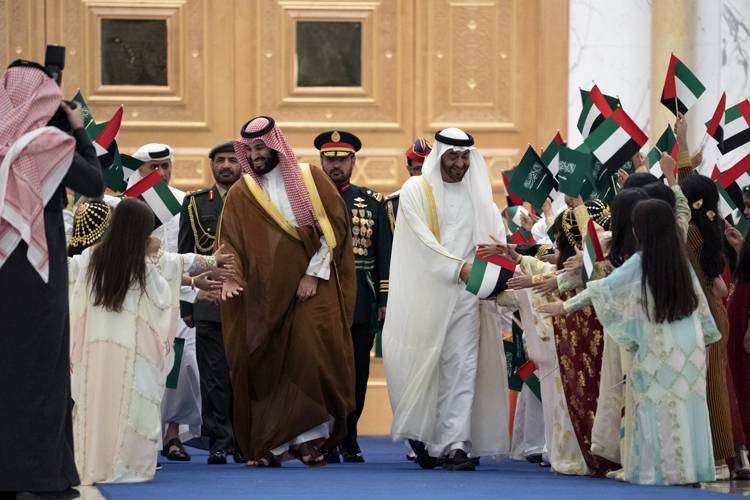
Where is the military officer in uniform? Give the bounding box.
[178,141,244,465]
[385,137,431,232]
[315,130,392,463]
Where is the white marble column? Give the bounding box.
[567,0,652,149]
[717,0,750,170]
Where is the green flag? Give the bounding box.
[508,146,556,211]
[557,146,591,197]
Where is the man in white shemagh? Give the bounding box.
[382,127,510,471]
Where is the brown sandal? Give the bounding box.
[248,452,282,468]
[290,442,326,467]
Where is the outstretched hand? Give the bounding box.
[192,270,222,291]
[537,301,566,316]
[213,243,236,268]
[221,277,244,301]
[531,276,558,295]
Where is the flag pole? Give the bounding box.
[674,96,679,117]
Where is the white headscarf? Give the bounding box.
[421,127,502,243]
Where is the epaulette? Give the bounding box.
[186,187,211,198]
[362,187,384,203]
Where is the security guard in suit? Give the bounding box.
[315,130,392,463]
[178,141,243,465]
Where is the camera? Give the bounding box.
[44,45,78,132]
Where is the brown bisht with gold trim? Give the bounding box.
[218,164,356,460]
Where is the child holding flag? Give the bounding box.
[68,198,232,485]
[540,199,719,485]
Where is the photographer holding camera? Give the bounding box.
[0,54,103,499]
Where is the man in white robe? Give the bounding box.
[382,127,509,471]
[128,143,203,461]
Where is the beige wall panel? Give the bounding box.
[239,0,416,196]
[43,0,236,191]
[0,0,46,67]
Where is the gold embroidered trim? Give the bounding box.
[242,174,300,241]
[300,163,337,249]
[419,177,440,240]
[187,195,216,253]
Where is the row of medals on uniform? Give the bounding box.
[352,198,374,256]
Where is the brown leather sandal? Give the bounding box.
[290,442,326,467]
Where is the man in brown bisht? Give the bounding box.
[218,115,356,467]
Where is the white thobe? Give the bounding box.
[383,176,509,459]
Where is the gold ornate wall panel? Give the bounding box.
[2,0,567,197]
[0,0,46,66]
[40,0,237,191]
[414,0,567,197]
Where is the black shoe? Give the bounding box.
[340,441,365,463]
[443,449,475,471]
[155,462,163,471]
[525,453,543,464]
[408,439,437,469]
[207,450,228,465]
[233,449,248,464]
[16,489,80,500]
[538,460,551,468]
[323,448,341,464]
[470,456,480,466]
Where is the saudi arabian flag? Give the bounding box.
[719,99,750,155]
[557,146,591,197]
[123,171,182,227]
[71,90,96,132]
[466,254,517,299]
[584,107,648,172]
[582,219,605,280]
[509,146,557,211]
[717,182,749,236]
[660,53,706,116]
[577,85,620,138]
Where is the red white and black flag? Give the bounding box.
[660,53,706,115]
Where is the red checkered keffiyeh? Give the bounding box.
[234,116,316,228]
[0,65,75,282]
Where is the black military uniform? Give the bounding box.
[178,142,240,464]
[314,130,392,462]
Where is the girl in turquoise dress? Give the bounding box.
[540,199,720,485]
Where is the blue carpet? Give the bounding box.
[97,437,731,499]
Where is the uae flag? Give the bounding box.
[465,253,517,299]
[92,106,123,170]
[717,152,750,212]
[502,170,524,207]
[577,85,619,138]
[123,171,182,227]
[541,132,565,177]
[509,228,535,245]
[646,125,678,178]
[503,205,529,233]
[584,107,648,172]
[705,92,727,148]
[660,53,706,115]
[718,100,750,155]
[717,182,749,235]
[515,359,541,401]
[582,219,605,281]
